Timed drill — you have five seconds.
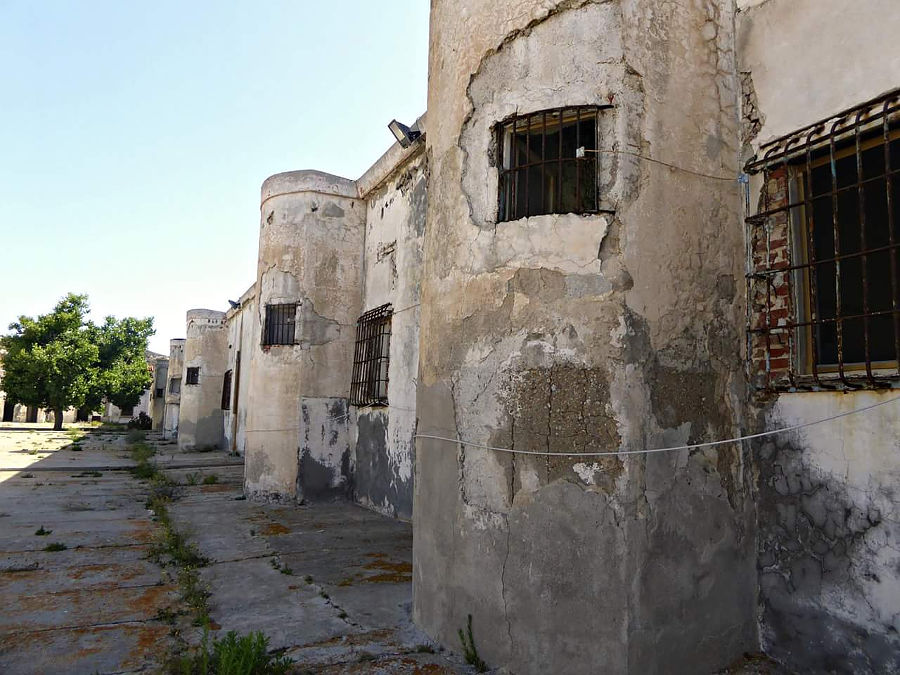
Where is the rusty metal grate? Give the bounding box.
[350,304,392,406]
[497,106,600,222]
[263,303,297,346]
[745,88,900,391]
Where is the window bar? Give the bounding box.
[524,117,530,218]
[884,101,900,377]
[829,120,853,388]
[558,109,564,214]
[541,110,547,215]
[854,110,876,386]
[575,107,582,213]
[763,181,773,390]
[498,123,505,221]
[511,112,518,220]
[804,128,825,388]
[781,152,798,389]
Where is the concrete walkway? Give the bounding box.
[0,426,467,674]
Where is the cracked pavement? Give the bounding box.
[0,424,468,674]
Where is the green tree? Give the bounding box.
[1,294,154,430]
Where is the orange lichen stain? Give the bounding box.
[362,559,412,574]
[261,522,290,536]
[200,484,232,493]
[208,619,222,630]
[128,519,156,544]
[365,552,388,559]
[126,584,177,614]
[360,572,412,584]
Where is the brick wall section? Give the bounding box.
[749,165,794,389]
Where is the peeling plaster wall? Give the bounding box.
[178,310,227,451]
[738,1,900,670]
[353,150,426,520]
[416,1,755,673]
[243,171,364,501]
[223,285,257,456]
[163,339,185,440]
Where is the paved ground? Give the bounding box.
[0,424,466,674]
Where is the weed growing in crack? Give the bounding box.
[172,629,291,674]
[303,575,313,584]
[458,614,488,672]
[201,474,218,485]
[186,472,200,486]
[34,525,52,536]
[414,644,436,654]
[43,542,67,552]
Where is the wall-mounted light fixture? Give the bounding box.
[388,119,421,148]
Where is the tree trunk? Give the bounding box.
[53,408,64,431]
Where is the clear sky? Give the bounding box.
[0,1,429,354]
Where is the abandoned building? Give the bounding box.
[160,0,900,672]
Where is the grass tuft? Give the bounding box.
[34,525,52,536]
[43,542,67,552]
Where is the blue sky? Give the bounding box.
[0,1,429,354]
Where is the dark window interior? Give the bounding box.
[186,368,200,385]
[120,404,134,416]
[801,133,900,367]
[169,377,181,395]
[221,370,233,410]
[498,106,598,222]
[350,304,392,406]
[263,303,297,346]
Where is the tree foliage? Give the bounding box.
[1,294,154,429]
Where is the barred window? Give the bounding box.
[263,303,297,346]
[169,377,181,395]
[746,89,900,391]
[185,367,200,385]
[498,106,600,222]
[350,304,392,406]
[221,370,232,410]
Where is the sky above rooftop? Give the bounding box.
[0,1,429,354]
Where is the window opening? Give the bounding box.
[221,369,233,410]
[169,377,181,395]
[185,367,200,385]
[498,106,600,222]
[263,303,297,346]
[120,404,134,416]
[350,304,392,406]
[745,88,900,391]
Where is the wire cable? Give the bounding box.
[415,395,900,457]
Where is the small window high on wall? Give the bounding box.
[185,367,200,385]
[350,304,392,406]
[263,303,297,346]
[497,106,600,222]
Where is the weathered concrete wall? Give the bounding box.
[163,339,185,440]
[353,144,426,520]
[244,171,365,501]
[415,1,755,673]
[150,357,168,430]
[178,310,227,451]
[223,285,257,456]
[738,1,900,670]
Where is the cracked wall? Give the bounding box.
[416,1,755,672]
[178,310,227,451]
[244,171,365,501]
[163,338,184,440]
[738,1,900,670]
[352,149,426,521]
[223,284,257,456]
